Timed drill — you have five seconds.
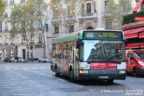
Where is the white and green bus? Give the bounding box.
[51,29,126,82]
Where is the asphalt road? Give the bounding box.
[0,62,144,96]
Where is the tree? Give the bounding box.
[0,0,6,22]
[10,5,30,59]
[10,0,48,59]
[24,0,48,59]
[104,0,131,30]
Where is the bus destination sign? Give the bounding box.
[83,31,122,39]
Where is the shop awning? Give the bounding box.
[126,44,140,49]
[124,27,144,38]
[133,0,144,14]
[140,44,144,48]
[139,32,144,38]
[126,43,144,49]
[125,33,138,38]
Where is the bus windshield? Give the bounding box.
[83,40,124,63]
[134,51,144,59]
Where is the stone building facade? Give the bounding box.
[0,0,49,60]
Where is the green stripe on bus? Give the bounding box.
[80,33,83,39]
[53,35,79,43]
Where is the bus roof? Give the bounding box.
[52,30,123,44]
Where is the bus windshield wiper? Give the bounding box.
[106,53,122,63]
[87,60,96,63]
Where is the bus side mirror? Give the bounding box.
[76,42,79,48]
[76,40,84,48]
[130,57,134,60]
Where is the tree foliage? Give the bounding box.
[10,0,48,58]
[10,5,24,38]
[0,0,6,22]
[104,0,131,29]
[10,0,48,38]
[123,11,144,25]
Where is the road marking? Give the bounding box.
[25,70,52,78]
[39,67,48,69]
[23,68,29,70]
[4,94,32,96]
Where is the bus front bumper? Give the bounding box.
[77,69,126,80]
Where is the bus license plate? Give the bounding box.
[98,76,109,79]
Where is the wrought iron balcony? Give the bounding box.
[66,15,75,20]
[51,16,59,22]
[79,13,98,20]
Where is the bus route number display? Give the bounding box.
[84,31,122,39]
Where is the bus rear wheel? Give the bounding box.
[55,65,60,77]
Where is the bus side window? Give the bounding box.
[69,43,74,64]
[63,44,67,59]
[52,44,56,58]
[61,45,64,59]
[56,44,60,59]
[58,44,61,59]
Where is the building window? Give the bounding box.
[11,8,14,12]
[4,22,8,32]
[0,36,2,44]
[104,1,109,12]
[6,0,8,5]
[105,20,112,30]
[87,3,91,14]
[30,34,34,44]
[4,35,8,44]
[0,24,2,32]
[30,20,34,30]
[10,0,15,4]
[21,0,25,3]
[69,25,74,33]
[45,24,49,32]
[38,34,42,44]
[54,24,59,34]
[68,6,70,15]
[94,2,97,13]
[4,13,8,19]
[81,4,85,15]
[38,21,42,30]
[21,35,26,44]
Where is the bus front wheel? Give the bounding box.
[107,79,114,84]
[133,67,138,76]
[69,70,75,82]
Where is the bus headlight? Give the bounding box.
[119,70,126,74]
[79,70,88,74]
[79,62,90,69]
[138,61,144,66]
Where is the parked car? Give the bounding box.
[17,57,27,63]
[10,58,17,63]
[38,57,52,63]
[126,49,144,76]
[4,57,11,62]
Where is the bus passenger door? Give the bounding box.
[73,47,79,76]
